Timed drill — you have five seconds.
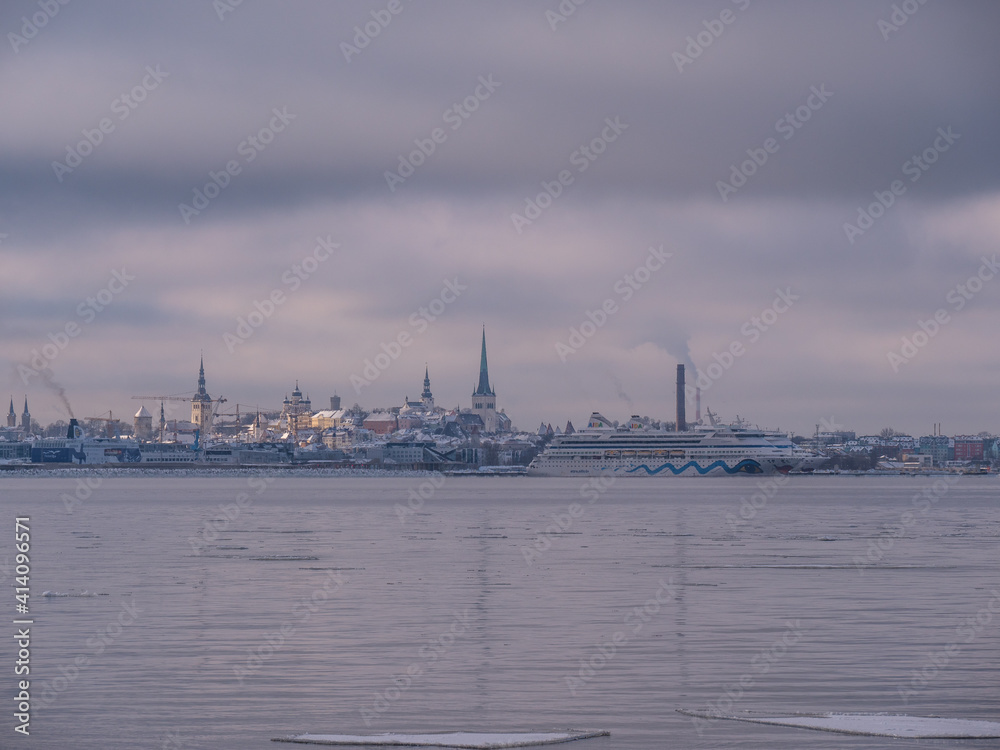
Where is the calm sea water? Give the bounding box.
[0,475,998,749]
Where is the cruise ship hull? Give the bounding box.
[527,455,822,477]
[527,420,825,477]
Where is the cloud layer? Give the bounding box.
[2,0,998,435]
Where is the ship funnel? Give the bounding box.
[66,418,83,439]
[676,364,686,432]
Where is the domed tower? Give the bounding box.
[134,405,153,441]
[282,381,312,435]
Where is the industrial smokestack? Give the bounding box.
[696,386,701,424]
[676,364,686,432]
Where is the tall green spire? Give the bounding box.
[473,327,494,396]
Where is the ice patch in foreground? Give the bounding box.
[677,710,1000,738]
[272,730,609,747]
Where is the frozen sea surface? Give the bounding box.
[0,475,997,749]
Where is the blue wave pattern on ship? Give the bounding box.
[626,459,764,476]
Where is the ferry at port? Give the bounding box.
[18,419,291,466]
[527,364,825,477]
[527,413,825,476]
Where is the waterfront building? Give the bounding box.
[953,436,985,462]
[363,412,398,435]
[918,435,952,466]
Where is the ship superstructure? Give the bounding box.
[528,366,824,477]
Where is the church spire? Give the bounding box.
[421,364,433,404]
[7,396,15,428]
[197,355,206,394]
[473,327,494,396]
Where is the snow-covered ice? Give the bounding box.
[272,730,610,747]
[678,710,1000,738]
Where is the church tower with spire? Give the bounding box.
[190,355,213,431]
[421,365,434,409]
[7,397,16,428]
[20,397,31,432]
[471,328,498,433]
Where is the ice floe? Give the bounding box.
[677,710,1000,738]
[272,730,609,747]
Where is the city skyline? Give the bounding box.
[3,2,999,437]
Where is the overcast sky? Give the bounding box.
[2,0,998,436]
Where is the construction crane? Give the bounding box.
[84,411,121,438]
[212,404,285,442]
[131,393,227,435]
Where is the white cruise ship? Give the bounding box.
[527,412,825,477]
